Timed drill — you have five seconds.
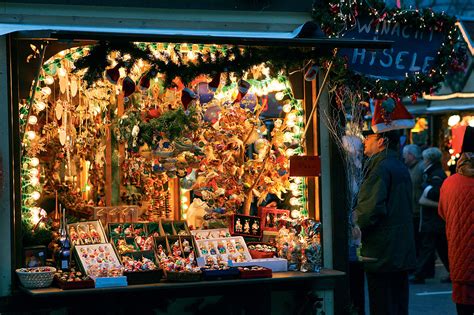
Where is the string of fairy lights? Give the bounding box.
[20,42,309,234]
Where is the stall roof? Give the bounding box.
[0,22,392,49]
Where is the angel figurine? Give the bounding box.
[69,226,80,245]
[251,220,260,235]
[78,225,92,244]
[88,224,101,243]
[235,218,243,233]
[243,219,250,234]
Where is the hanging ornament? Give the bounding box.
[70,76,78,97]
[208,73,221,92]
[304,65,319,81]
[197,82,213,104]
[233,79,251,104]
[55,101,64,121]
[122,76,136,98]
[105,63,121,84]
[181,88,197,110]
[138,74,151,91]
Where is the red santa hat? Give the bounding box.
[371,98,415,133]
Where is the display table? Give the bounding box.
[11,269,345,314]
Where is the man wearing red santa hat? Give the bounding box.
[355,98,416,314]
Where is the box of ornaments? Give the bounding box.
[120,250,163,285]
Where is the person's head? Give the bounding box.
[421,147,442,167]
[402,144,422,167]
[461,126,474,154]
[363,130,400,157]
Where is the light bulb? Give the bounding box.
[282,104,292,113]
[287,120,295,128]
[30,168,39,177]
[284,132,293,143]
[291,210,301,219]
[289,183,299,191]
[469,119,474,127]
[287,113,296,121]
[26,130,36,140]
[31,191,41,200]
[289,197,301,206]
[41,87,51,96]
[182,204,189,210]
[292,189,302,196]
[28,116,38,125]
[30,177,39,186]
[286,148,295,156]
[34,101,46,111]
[30,157,40,167]
[275,92,285,101]
[44,76,54,85]
[181,196,188,203]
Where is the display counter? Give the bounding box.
[10,269,344,314]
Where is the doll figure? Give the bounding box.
[144,236,154,251]
[235,218,242,233]
[266,213,272,228]
[124,225,134,237]
[251,220,259,235]
[243,219,250,234]
[172,240,182,257]
[88,224,101,243]
[157,244,167,259]
[69,226,80,246]
[78,225,92,244]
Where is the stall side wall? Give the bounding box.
[0,35,12,297]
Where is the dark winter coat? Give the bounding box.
[420,162,447,233]
[356,149,416,273]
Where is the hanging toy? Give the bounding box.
[139,68,157,91]
[105,63,122,84]
[181,88,197,110]
[122,76,136,98]
[233,79,251,104]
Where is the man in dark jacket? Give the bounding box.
[355,130,416,315]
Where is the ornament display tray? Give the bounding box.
[194,236,252,264]
[67,220,108,248]
[238,266,273,279]
[163,270,202,282]
[53,276,95,290]
[229,258,288,272]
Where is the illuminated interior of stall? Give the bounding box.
[19,43,310,245]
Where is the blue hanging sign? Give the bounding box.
[339,18,444,80]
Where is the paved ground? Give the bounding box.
[365,261,456,315]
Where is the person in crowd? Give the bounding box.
[410,147,449,284]
[438,126,474,315]
[402,144,431,266]
[355,130,416,315]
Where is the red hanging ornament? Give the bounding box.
[105,63,121,85]
[122,76,136,98]
[138,74,151,91]
[233,79,251,104]
[411,93,418,104]
[181,88,197,110]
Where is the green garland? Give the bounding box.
[73,42,324,88]
[312,0,467,98]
